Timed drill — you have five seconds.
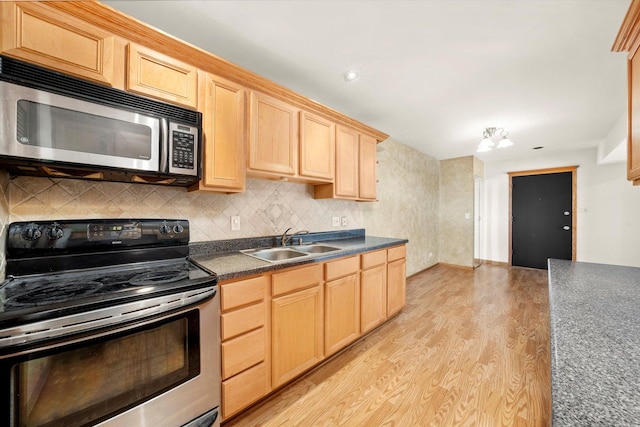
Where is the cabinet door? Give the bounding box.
[197,74,246,192]
[325,273,360,356]
[387,258,406,317]
[272,285,323,387]
[248,91,298,176]
[0,2,121,87]
[334,126,359,198]
[361,264,387,333]
[629,53,640,183]
[127,43,198,108]
[359,134,378,200]
[299,111,334,180]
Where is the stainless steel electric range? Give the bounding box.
[0,219,220,427]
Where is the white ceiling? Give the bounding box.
[104,0,631,163]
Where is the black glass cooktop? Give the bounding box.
[0,219,217,330]
[0,258,216,329]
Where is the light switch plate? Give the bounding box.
[231,216,241,231]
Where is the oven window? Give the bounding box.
[16,100,153,160]
[12,310,200,427]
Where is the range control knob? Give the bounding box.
[48,224,64,240]
[22,225,42,241]
[173,223,184,234]
[159,224,172,235]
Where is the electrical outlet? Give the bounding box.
[331,216,340,227]
[341,216,348,227]
[231,216,240,231]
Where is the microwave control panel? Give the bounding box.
[169,122,198,176]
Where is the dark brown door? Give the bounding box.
[511,171,574,269]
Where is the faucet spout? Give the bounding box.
[281,228,309,247]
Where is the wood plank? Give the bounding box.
[224,264,551,426]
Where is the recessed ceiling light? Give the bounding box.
[344,70,359,81]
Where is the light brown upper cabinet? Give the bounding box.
[247,92,336,183]
[191,73,246,193]
[127,43,198,109]
[613,2,640,185]
[628,52,640,184]
[299,111,335,181]
[248,91,299,178]
[0,2,124,88]
[315,125,378,201]
[359,134,378,200]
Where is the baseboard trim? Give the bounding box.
[438,262,474,271]
[480,260,510,267]
[407,262,439,279]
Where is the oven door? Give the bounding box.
[0,293,220,427]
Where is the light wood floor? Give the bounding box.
[225,263,551,426]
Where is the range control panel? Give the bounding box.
[7,219,190,256]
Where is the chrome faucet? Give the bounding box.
[281,228,309,247]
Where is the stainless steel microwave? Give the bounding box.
[0,55,202,187]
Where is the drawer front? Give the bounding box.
[221,276,267,312]
[222,327,265,380]
[272,264,322,297]
[361,249,386,270]
[387,245,406,262]
[222,362,268,419]
[325,255,359,281]
[221,302,264,340]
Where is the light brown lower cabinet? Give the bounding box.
[387,245,407,317]
[360,249,387,333]
[221,245,406,420]
[324,256,360,356]
[271,265,324,388]
[219,275,269,420]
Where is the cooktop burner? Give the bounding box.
[4,282,104,308]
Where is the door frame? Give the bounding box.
[508,166,578,266]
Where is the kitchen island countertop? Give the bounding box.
[548,259,640,426]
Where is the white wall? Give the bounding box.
[482,148,640,268]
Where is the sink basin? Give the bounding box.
[294,244,342,254]
[241,247,308,262]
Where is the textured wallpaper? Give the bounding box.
[363,138,440,275]
[439,156,475,267]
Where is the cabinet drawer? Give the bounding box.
[222,327,265,380]
[221,302,264,340]
[272,264,322,297]
[361,249,386,270]
[222,362,268,419]
[221,276,267,312]
[387,245,406,262]
[325,255,359,281]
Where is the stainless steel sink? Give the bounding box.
[240,244,342,262]
[241,247,308,262]
[294,244,341,254]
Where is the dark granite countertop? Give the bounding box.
[189,229,408,281]
[548,259,640,426]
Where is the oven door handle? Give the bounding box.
[0,286,216,349]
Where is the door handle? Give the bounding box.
[563,226,570,230]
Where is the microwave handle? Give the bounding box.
[160,118,169,173]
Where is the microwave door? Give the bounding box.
[1,81,160,173]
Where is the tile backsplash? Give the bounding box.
[8,175,364,242]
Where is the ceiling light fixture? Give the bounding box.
[477,127,513,152]
[344,70,359,81]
